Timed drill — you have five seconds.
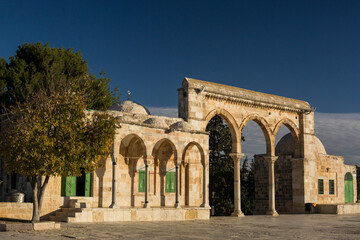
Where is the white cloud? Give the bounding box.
[315,113,360,166]
[146,106,360,165]
[147,107,178,118]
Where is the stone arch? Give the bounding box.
[239,114,273,155]
[120,134,147,164]
[182,141,205,165]
[182,142,206,206]
[204,108,241,153]
[273,118,301,157]
[151,138,178,206]
[151,138,178,163]
[119,134,147,207]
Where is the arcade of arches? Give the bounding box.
[0,78,357,222]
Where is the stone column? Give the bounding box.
[109,157,119,208]
[264,156,279,216]
[229,153,244,217]
[175,162,180,208]
[201,161,210,208]
[143,157,151,208]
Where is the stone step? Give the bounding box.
[49,215,68,222]
[69,201,87,209]
[68,199,78,208]
[61,207,82,213]
[67,217,82,223]
[55,211,76,218]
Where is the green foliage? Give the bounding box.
[241,156,255,215]
[0,42,119,110]
[0,43,120,222]
[0,85,119,178]
[207,115,234,216]
[207,115,254,216]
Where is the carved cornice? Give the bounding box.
[204,92,306,113]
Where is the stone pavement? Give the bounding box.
[1,214,360,239]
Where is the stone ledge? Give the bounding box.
[0,221,60,231]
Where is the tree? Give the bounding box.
[241,156,255,215]
[0,43,119,222]
[0,42,119,111]
[206,115,251,216]
[207,115,234,216]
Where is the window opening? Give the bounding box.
[318,179,324,194]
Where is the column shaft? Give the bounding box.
[229,153,244,217]
[201,162,209,208]
[264,156,278,216]
[109,160,119,208]
[175,164,180,208]
[144,158,150,208]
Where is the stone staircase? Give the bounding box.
[49,199,89,223]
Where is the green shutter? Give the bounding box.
[170,172,175,192]
[84,172,91,197]
[139,170,145,192]
[329,180,335,195]
[61,176,77,197]
[61,176,66,196]
[318,179,324,194]
[166,172,175,193]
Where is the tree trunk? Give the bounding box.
[31,177,39,223]
[30,176,50,223]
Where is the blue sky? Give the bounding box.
[1,0,360,112]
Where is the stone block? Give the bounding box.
[185,209,196,220]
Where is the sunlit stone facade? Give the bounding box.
[0,77,357,222]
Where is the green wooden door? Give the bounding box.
[84,172,91,197]
[165,172,175,193]
[139,170,145,192]
[345,172,353,203]
[61,176,77,197]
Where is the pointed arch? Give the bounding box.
[204,108,241,153]
[182,141,206,165]
[273,118,300,139]
[120,134,147,164]
[151,138,178,163]
[273,118,301,157]
[239,114,273,155]
[182,141,206,206]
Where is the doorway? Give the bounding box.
[344,172,353,203]
[61,170,91,197]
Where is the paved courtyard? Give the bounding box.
[1,214,360,239]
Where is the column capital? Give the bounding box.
[229,153,245,163]
[263,155,279,163]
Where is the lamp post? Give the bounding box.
[109,157,119,208]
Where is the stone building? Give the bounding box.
[0,78,358,222]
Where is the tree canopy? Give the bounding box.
[207,115,234,216]
[0,42,118,111]
[0,43,120,222]
[206,115,254,216]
